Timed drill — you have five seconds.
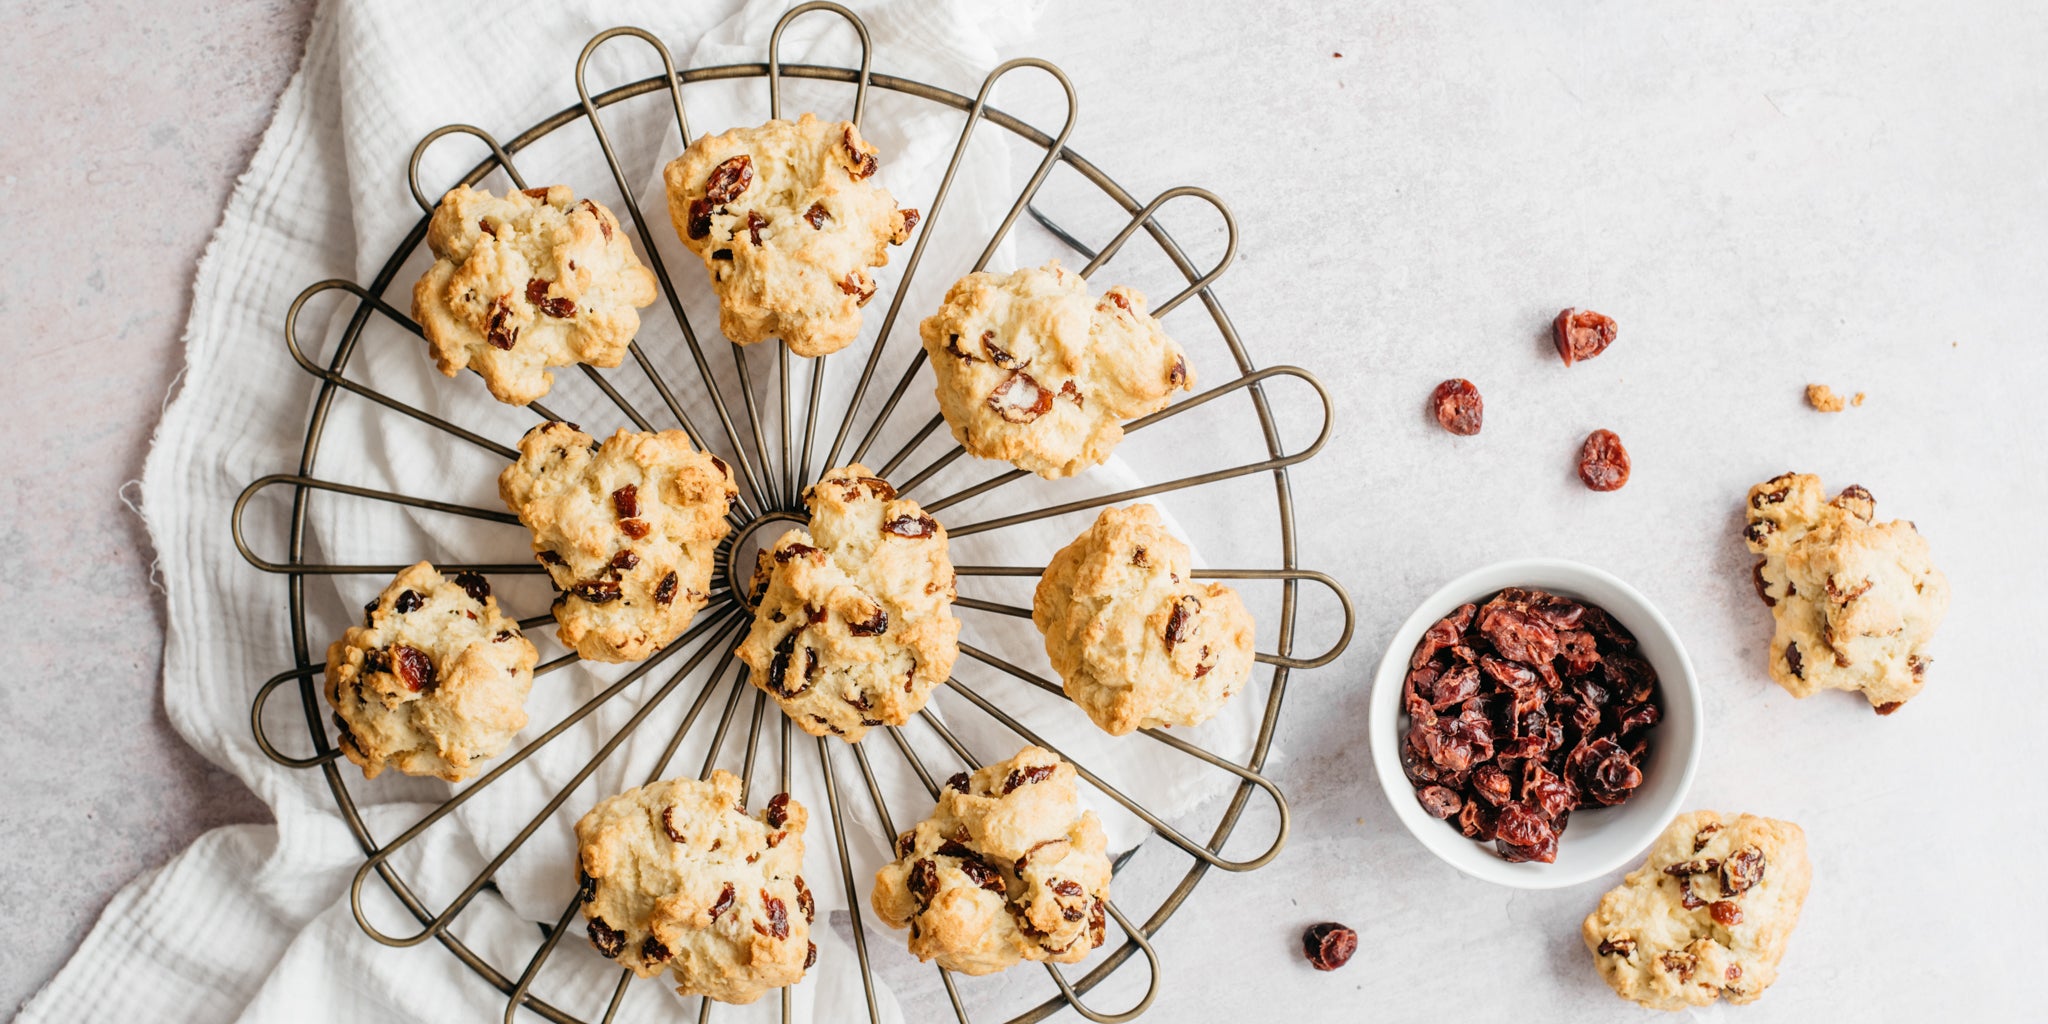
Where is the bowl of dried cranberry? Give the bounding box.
[1368,558,1701,889]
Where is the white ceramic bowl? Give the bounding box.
[1368,558,1702,889]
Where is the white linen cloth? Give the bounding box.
[22,0,1277,1020]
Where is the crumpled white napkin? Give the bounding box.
[22,0,1283,1020]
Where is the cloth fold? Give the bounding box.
[22,0,1277,1021]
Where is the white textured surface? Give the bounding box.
[8,0,2044,1020]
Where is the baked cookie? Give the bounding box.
[575,772,812,1004]
[1583,810,1811,1011]
[737,465,959,741]
[499,422,738,663]
[1033,505,1256,735]
[917,261,1194,479]
[323,562,538,782]
[871,746,1112,975]
[662,113,917,357]
[412,184,658,405]
[1744,473,1949,713]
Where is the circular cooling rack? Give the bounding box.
[233,5,1352,1022]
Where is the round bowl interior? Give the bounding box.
[1367,558,1702,889]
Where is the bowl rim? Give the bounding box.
[1367,556,1704,889]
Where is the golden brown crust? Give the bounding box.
[498,423,738,662]
[737,465,959,741]
[1583,811,1812,1011]
[918,261,1193,479]
[411,185,657,405]
[1743,473,1949,711]
[663,114,914,357]
[870,747,1112,975]
[323,562,537,781]
[575,772,812,1004]
[1033,505,1256,735]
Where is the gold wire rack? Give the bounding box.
[232,5,1352,1021]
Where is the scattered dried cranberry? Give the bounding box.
[1301,922,1358,971]
[704,155,754,203]
[1553,308,1618,366]
[1431,378,1484,436]
[1576,429,1631,491]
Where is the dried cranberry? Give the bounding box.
[1416,785,1463,818]
[884,514,937,538]
[1003,762,1057,794]
[1710,900,1743,926]
[587,917,624,958]
[1163,595,1202,650]
[1169,357,1188,388]
[908,858,939,900]
[660,806,688,843]
[897,208,919,238]
[609,549,640,571]
[796,876,815,923]
[453,572,490,603]
[1597,937,1635,957]
[746,210,768,245]
[655,571,678,605]
[1721,846,1766,896]
[686,198,713,239]
[639,935,672,963]
[619,518,650,539]
[848,608,888,637]
[765,792,792,828]
[390,644,436,692]
[988,370,1053,423]
[761,893,789,939]
[521,187,552,200]
[842,127,878,178]
[946,772,971,794]
[704,155,753,203]
[804,941,818,969]
[576,871,597,904]
[805,202,829,229]
[1784,641,1804,679]
[580,199,612,240]
[611,484,638,518]
[393,589,423,614]
[486,296,517,350]
[1576,429,1631,491]
[1301,922,1358,971]
[960,857,1006,894]
[1552,307,1618,366]
[571,578,622,604]
[1431,378,1484,436]
[709,882,735,919]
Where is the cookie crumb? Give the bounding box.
[1852,391,1866,406]
[1804,383,1848,413]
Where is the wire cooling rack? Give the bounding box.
[232,5,1352,1021]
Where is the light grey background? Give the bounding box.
[6,0,2043,1020]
